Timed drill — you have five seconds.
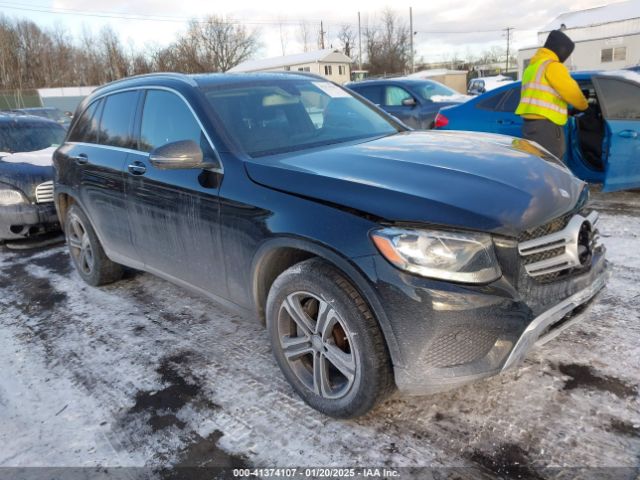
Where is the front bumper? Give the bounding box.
[0,202,60,241]
[355,246,609,395]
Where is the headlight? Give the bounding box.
[0,188,26,206]
[371,227,502,283]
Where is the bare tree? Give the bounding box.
[336,24,356,58]
[0,13,261,95]
[189,16,260,72]
[298,21,311,52]
[100,27,129,81]
[278,19,288,56]
[363,9,410,75]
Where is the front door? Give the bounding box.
[594,75,640,192]
[382,85,422,128]
[125,88,228,297]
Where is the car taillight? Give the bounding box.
[434,113,449,128]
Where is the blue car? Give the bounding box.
[435,70,640,192]
[346,78,469,130]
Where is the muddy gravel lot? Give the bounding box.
[0,192,639,479]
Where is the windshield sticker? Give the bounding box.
[313,82,351,98]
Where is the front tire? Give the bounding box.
[65,204,124,286]
[266,258,394,418]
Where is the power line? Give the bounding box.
[0,2,537,35]
[0,2,349,26]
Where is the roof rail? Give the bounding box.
[93,72,198,92]
[229,70,327,82]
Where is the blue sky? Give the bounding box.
[0,0,612,61]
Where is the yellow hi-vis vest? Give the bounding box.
[515,59,568,126]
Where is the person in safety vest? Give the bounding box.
[516,30,588,159]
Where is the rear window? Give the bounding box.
[477,89,510,110]
[98,91,138,148]
[0,122,65,153]
[351,85,383,105]
[500,90,521,112]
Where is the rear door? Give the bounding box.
[125,88,228,297]
[61,90,140,260]
[350,84,383,106]
[483,86,522,136]
[460,85,522,136]
[593,75,640,192]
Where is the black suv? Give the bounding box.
[1,113,65,241]
[54,73,609,418]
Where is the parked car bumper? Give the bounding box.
[0,202,60,241]
[356,246,609,395]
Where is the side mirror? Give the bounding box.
[149,140,212,170]
[402,97,417,107]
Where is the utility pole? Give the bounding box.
[409,7,414,73]
[320,21,326,49]
[504,27,514,74]
[358,11,362,70]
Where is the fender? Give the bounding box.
[250,236,405,368]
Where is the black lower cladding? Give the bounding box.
[0,203,59,240]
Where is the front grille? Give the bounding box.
[423,329,499,368]
[519,211,574,242]
[35,181,54,203]
[517,210,600,282]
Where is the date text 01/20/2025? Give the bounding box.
[232,468,400,477]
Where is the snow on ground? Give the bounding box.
[0,192,639,478]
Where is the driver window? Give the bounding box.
[139,90,215,160]
[384,86,413,107]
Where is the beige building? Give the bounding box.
[227,49,353,84]
[518,0,640,78]
[406,69,469,94]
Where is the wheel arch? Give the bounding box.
[54,190,77,232]
[251,237,403,368]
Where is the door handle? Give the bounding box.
[128,162,147,175]
[73,153,88,165]
[619,130,638,139]
[498,119,514,125]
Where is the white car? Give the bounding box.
[468,75,514,95]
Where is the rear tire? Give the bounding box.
[266,258,395,418]
[65,204,124,286]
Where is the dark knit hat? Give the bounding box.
[544,30,575,63]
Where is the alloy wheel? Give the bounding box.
[67,213,94,276]
[277,291,359,399]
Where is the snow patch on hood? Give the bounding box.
[0,147,56,167]
[431,94,472,103]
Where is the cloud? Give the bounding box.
[45,0,609,59]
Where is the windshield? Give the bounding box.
[413,80,458,101]
[24,109,68,123]
[0,123,65,154]
[203,79,400,157]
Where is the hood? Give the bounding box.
[0,147,55,199]
[543,30,575,63]
[0,146,56,167]
[244,131,587,237]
